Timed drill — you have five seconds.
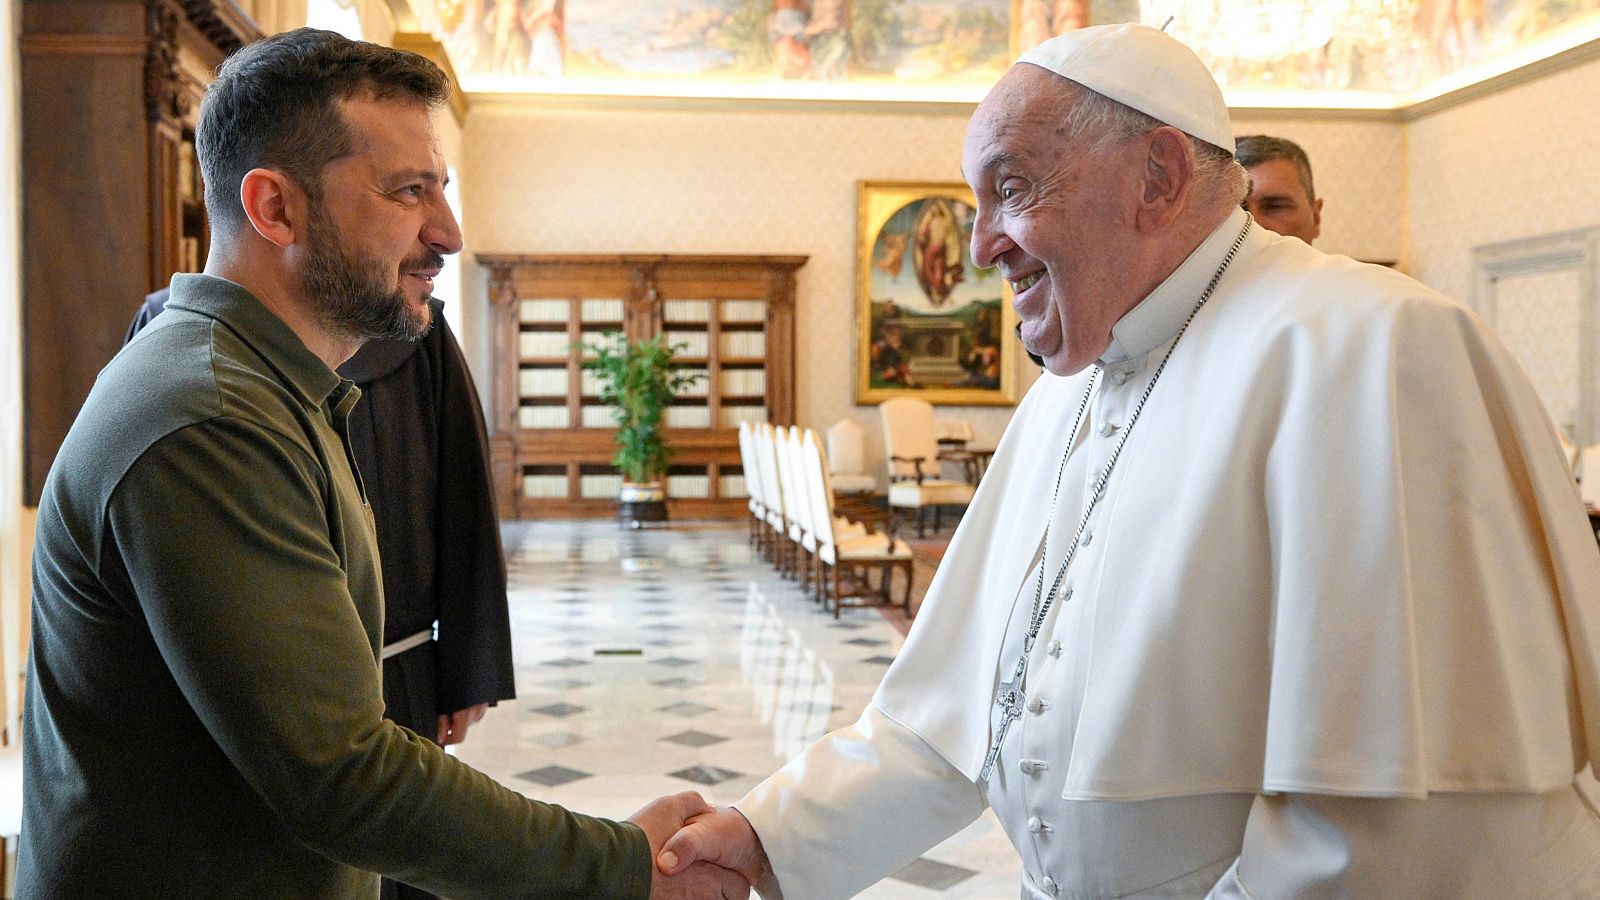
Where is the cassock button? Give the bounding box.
[1026,815,1042,833]
[1080,530,1093,546]
[1019,757,1049,774]
[1027,697,1048,713]
[1098,421,1119,437]
[1042,875,1060,895]
[1046,640,1062,657]
[1111,369,1130,386]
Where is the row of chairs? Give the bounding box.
[737,422,917,618]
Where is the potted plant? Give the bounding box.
[579,333,703,527]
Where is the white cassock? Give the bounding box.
[734,208,1600,899]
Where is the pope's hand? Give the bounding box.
[656,806,771,888]
[628,792,751,899]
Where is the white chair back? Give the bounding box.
[802,430,843,550]
[737,422,764,512]
[756,423,786,519]
[782,426,815,540]
[1581,444,1600,507]
[826,418,867,477]
[880,396,941,480]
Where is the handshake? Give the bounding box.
[627,791,771,899]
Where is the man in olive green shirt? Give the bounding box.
[21,28,746,900]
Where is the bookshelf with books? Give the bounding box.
[20,0,260,501]
[481,254,805,519]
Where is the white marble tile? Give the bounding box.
[454,519,1021,898]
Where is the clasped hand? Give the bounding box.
[627,792,771,899]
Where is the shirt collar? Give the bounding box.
[166,273,344,408]
[1099,206,1250,366]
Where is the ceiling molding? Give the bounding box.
[469,92,980,117]
[392,31,470,126]
[1402,36,1600,121]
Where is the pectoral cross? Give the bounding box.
[980,644,1031,781]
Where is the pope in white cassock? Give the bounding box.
[658,23,1600,899]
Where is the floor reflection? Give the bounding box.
[454,519,1020,898]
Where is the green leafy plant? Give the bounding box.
[578,333,703,484]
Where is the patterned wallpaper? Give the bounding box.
[1490,267,1584,438]
[1407,54,1600,305]
[1406,55,1600,442]
[458,102,1409,484]
[1229,114,1406,264]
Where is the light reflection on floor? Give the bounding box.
[451,519,1021,898]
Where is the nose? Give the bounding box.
[425,193,464,256]
[969,205,1012,270]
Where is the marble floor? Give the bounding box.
[452,519,1022,899]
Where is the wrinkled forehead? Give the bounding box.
[963,68,1076,177]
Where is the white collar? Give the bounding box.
[1099,207,1250,366]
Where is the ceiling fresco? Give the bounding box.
[410,0,1600,107]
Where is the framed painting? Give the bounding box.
[855,181,1017,406]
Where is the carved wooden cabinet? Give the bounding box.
[478,254,806,520]
[20,0,259,502]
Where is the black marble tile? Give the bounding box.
[660,730,730,748]
[656,701,715,717]
[529,702,585,718]
[668,765,742,786]
[517,764,592,787]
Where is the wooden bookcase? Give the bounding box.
[20,0,258,502]
[479,254,806,520]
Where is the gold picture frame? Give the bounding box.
[855,180,1017,406]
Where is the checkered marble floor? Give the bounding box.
[452,519,1022,898]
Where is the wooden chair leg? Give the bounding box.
[832,564,843,619]
[933,505,942,533]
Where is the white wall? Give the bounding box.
[1406,55,1600,304]
[1230,113,1407,265]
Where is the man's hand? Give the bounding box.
[628,793,751,899]
[435,703,488,745]
[657,806,771,888]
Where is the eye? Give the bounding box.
[998,178,1026,202]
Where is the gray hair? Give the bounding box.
[1055,80,1248,211]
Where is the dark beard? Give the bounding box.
[300,204,437,343]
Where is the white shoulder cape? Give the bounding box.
[875,231,1600,800]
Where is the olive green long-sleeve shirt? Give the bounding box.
[21,274,649,898]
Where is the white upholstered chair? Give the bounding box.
[800,429,915,617]
[824,419,877,496]
[736,422,767,549]
[879,397,975,537]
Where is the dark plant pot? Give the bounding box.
[618,481,669,529]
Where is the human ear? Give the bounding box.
[237,168,305,250]
[1136,127,1194,231]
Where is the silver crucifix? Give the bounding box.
[980,647,1030,781]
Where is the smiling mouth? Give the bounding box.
[1011,272,1043,293]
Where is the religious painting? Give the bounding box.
[1010,0,1089,57]
[852,0,1012,83]
[856,181,1017,406]
[430,0,568,77]
[564,0,746,78]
